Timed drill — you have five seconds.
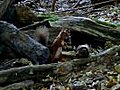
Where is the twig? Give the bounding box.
[0,59,16,70]
[72,0,81,8]
[51,0,57,12]
[56,0,116,13]
[91,45,120,57]
[81,9,103,15]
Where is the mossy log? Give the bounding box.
[50,16,120,48]
[0,21,49,64]
[50,16,120,41]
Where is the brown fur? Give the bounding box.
[49,29,70,62]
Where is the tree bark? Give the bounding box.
[0,21,50,64]
[0,80,34,90]
[50,16,120,41]
[0,45,120,85]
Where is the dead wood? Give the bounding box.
[0,21,49,64]
[56,0,116,13]
[92,45,120,57]
[0,0,14,19]
[19,20,51,31]
[0,45,120,85]
[0,59,91,85]
[63,45,120,58]
[0,63,57,85]
[72,0,81,8]
[0,80,34,90]
[50,16,120,42]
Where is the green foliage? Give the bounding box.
[37,13,58,22]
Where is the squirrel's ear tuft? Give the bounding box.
[62,29,67,33]
[63,29,71,35]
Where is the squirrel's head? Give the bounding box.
[60,29,70,39]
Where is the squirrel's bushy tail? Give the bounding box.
[35,25,49,46]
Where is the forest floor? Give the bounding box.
[0,0,120,90]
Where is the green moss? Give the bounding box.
[37,13,58,22]
[96,20,117,28]
[92,18,120,29]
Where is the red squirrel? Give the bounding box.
[34,25,70,63]
[49,29,70,62]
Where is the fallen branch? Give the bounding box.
[56,0,116,13]
[0,80,34,90]
[0,58,93,86]
[50,16,120,41]
[81,9,103,15]
[63,45,120,58]
[0,63,57,85]
[72,0,81,8]
[92,45,120,57]
[0,45,120,85]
